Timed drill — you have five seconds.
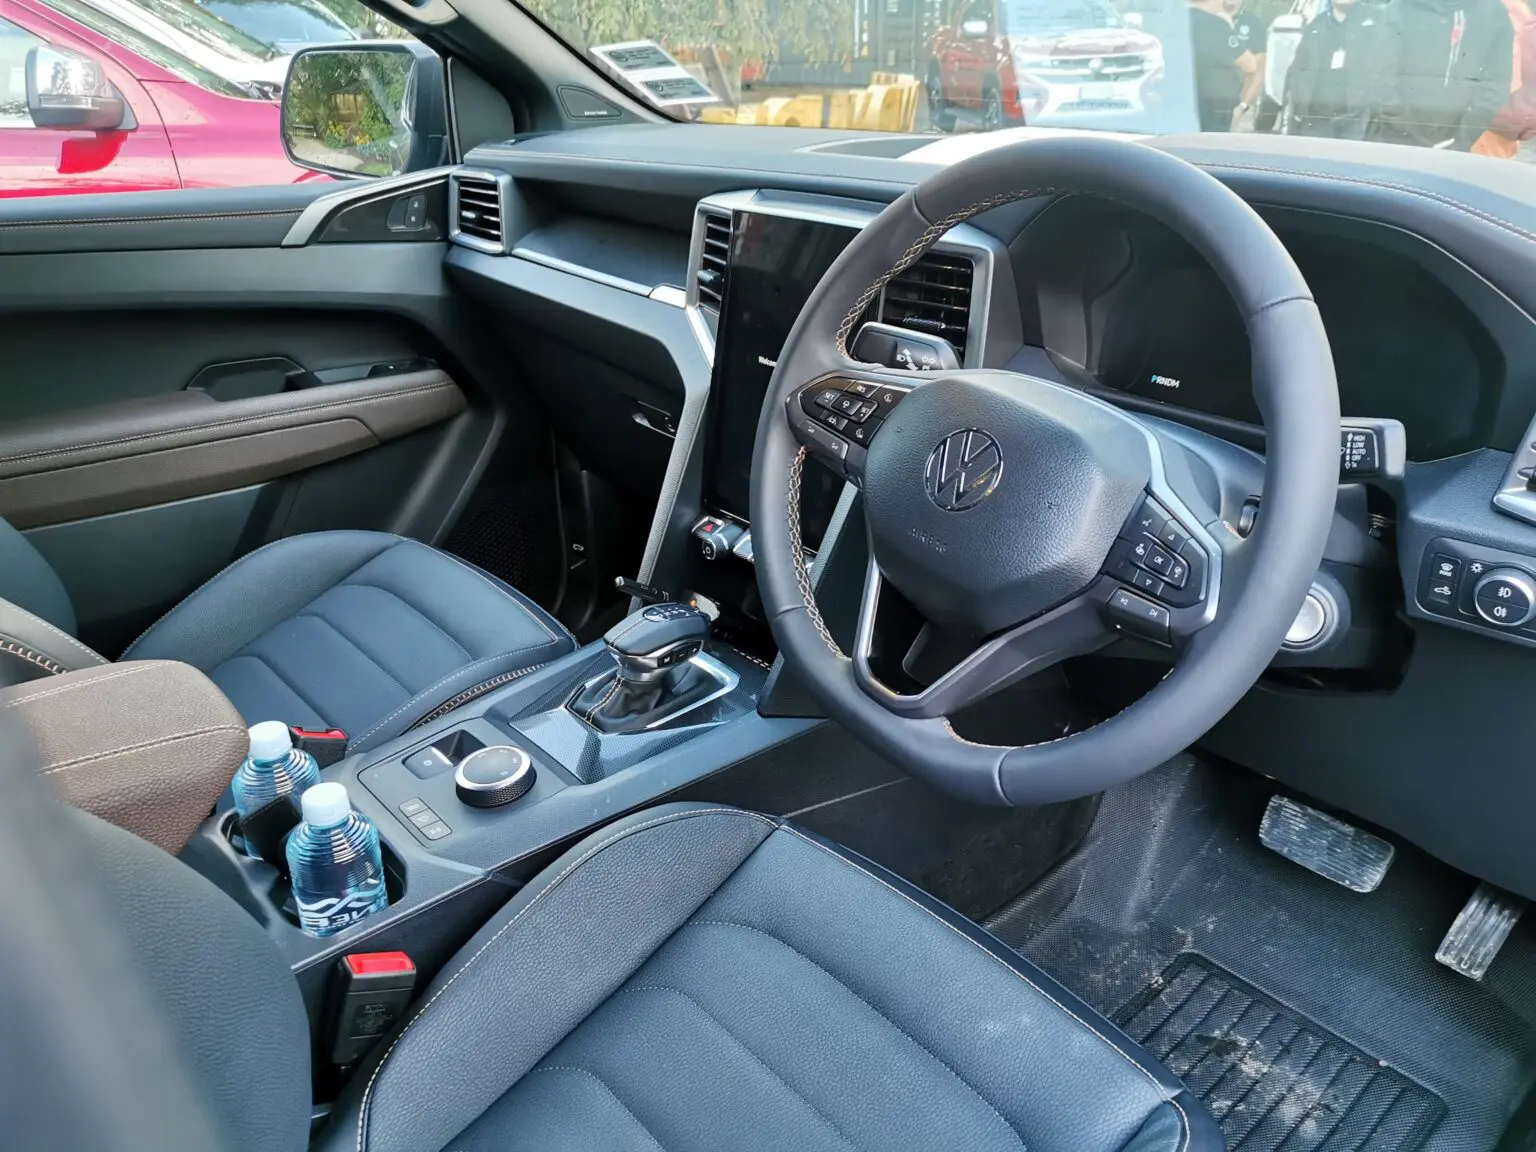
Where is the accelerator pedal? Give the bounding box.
[1259,795,1395,893]
[1436,882,1526,981]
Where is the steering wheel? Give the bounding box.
[749,137,1341,806]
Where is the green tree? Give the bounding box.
[519,0,854,65]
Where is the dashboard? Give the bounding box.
[440,123,1536,903]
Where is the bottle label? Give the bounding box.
[296,878,386,934]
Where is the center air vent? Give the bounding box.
[696,210,732,312]
[879,251,975,361]
[452,172,507,252]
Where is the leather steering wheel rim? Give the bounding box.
[749,136,1341,806]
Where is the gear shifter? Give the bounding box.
[569,603,716,733]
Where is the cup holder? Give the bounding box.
[217,808,407,932]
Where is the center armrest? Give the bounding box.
[0,660,247,854]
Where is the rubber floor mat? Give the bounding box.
[1119,954,1446,1151]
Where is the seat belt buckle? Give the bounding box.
[290,726,349,768]
[327,952,416,1065]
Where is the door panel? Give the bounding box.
[0,173,551,654]
[0,367,465,527]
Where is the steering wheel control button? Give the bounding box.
[1473,569,1536,627]
[819,411,849,432]
[813,388,842,410]
[1106,587,1172,645]
[1157,521,1190,553]
[1122,499,1168,542]
[871,385,908,410]
[1128,568,1163,596]
[1140,542,1177,579]
[454,745,536,808]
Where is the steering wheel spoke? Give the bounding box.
[851,557,1115,719]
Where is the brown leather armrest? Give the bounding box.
[0,661,247,854]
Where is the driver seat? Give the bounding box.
[14,781,1225,1151]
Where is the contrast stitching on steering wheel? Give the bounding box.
[835,189,1058,358]
[789,448,842,656]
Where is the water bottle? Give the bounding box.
[287,782,389,938]
[232,721,320,861]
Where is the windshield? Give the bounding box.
[197,0,356,49]
[520,0,1536,159]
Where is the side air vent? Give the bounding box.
[451,171,508,252]
[696,210,732,312]
[879,251,975,362]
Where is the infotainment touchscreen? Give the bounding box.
[706,210,855,548]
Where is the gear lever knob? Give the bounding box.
[604,602,711,682]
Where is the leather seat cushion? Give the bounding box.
[325,804,1222,1152]
[124,532,573,751]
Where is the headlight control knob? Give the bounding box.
[1473,568,1536,627]
[454,745,535,807]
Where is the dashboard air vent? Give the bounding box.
[453,173,506,251]
[880,251,975,361]
[696,210,732,312]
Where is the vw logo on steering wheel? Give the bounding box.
[924,429,1003,511]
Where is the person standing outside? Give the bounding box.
[1384,0,1512,149]
[1287,0,1402,138]
[1190,0,1264,129]
[1225,0,1274,127]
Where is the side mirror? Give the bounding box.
[25,45,128,131]
[960,18,992,36]
[281,42,448,179]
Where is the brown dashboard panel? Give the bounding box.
[0,369,465,528]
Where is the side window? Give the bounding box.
[0,16,45,129]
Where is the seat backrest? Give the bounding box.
[0,515,108,685]
[0,710,312,1152]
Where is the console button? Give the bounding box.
[1423,554,1461,607]
[420,820,452,841]
[408,807,439,828]
[404,747,453,779]
[399,798,427,818]
[1106,587,1171,644]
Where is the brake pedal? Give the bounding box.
[1259,795,1395,893]
[1436,882,1526,981]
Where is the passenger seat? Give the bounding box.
[0,519,574,752]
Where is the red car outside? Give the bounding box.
[0,0,321,197]
[927,0,1163,131]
